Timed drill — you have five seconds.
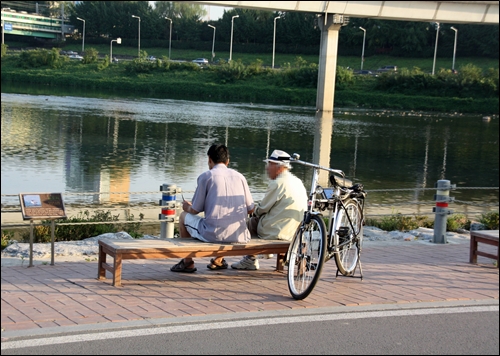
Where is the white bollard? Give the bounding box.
[159,184,179,239]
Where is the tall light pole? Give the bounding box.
[132,15,140,58]
[359,26,366,71]
[451,26,458,71]
[272,16,281,69]
[432,22,440,75]
[208,24,216,62]
[165,17,172,60]
[229,15,239,62]
[76,17,85,53]
[110,37,121,63]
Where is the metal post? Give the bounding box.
[359,27,366,71]
[230,15,239,62]
[159,184,178,239]
[451,26,458,71]
[166,17,172,60]
[77,17,85,53]
[272,16,280,69]
[208,24,216,62]
[29,220,34,267]
[51,219,55,265]
[433,179,455,244]
[432,22,440,75]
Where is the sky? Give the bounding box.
[149,2,232,20]
[206,5,232,20]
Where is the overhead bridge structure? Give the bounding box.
[193,1,499,113]
[192,1,498,185]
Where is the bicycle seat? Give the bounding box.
[329,174,352,188]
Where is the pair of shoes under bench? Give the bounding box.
[231,255,259,270]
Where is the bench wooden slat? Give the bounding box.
[97,238,290,287]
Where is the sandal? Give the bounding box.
[207,258,228,270]
[170,259,197,273]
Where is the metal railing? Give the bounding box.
[1,185,498,229]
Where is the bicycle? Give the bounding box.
[285,153,367,300]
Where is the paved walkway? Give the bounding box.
[1,239,498,341]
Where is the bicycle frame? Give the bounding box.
[290,154,361,255]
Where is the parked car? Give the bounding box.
[377,65,397,73]
[147,56,156,61]
[356,70,375,75]
[68,54,83,60]
[192,58,209,65]
[65,51,77,55]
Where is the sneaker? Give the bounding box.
[231,255,260,270]
[257,254,274,259]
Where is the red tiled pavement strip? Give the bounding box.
[1,241,498,335]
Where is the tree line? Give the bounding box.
[3,1,499,58]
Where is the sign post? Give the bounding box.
[19,193,67,266]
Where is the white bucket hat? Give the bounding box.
[263,149,292,169]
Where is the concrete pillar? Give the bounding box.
[316,14,343,114]
[312,111,334,187]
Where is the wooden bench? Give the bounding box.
[97,238,290,287]
[469,230,499,268]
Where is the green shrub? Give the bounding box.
[366,213,432,232]
[97,55,110,70]
[18,48,67,69]
[214,58,248,83]
[479,211,499,230]
[1,43,7,58]
[446,214,471,232]
[83,47,99,64]
[21,209,143,243]
[1,230,14,250]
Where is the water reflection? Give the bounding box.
[312,111,333,187]
[1,91,498,216]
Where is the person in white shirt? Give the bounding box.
[232,149,308,270]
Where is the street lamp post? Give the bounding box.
[165,17,172,60]
[229,15,239,62]
[359,26,366,71]
[132,15,140,58]
[272,16,281,69]
[432,22,440,75]
[76,17,85,53]
[110,37,121,63]
[451,26,458,71]
[208,24,216,62]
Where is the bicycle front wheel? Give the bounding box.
[287,214,327,300]
[332,199,363,276]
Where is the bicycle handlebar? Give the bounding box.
[290,153,345,178]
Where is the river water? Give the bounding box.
[1,85,498,219]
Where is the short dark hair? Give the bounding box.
[207,144,229,164]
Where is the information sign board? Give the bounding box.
[5,23,13,31]
[19,193,67,220]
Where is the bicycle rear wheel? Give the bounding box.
[332,199,363,276]
[287,214,327,300]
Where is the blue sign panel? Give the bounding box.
[4,23,13,31]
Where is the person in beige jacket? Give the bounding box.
[232,149,308,270]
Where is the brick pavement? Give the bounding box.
[1,240,498,339]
